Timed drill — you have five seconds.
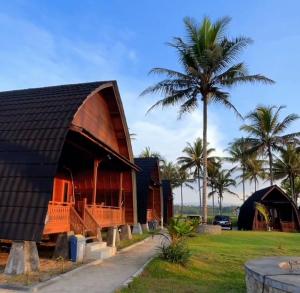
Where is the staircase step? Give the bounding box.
[84,242,116,261]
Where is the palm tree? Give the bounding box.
[207,159,221,216]
[160,161,179,188]
[177,138,215,216]
[226,138,252,202]
[244,157,265,192]
[208,167,237,215]
[161,162,193,214]
[273,144,300,203]
[139,146,165,161]
[141,16,273,223]
[241,105,300,185]
[174,168,194,215]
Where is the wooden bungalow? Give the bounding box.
[238,185,300,232]
[162,180,173,225]
[0,81,138,242]
[134,158,163,226]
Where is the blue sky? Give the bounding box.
[1,1,300,205]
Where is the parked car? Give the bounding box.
[213,215,232,230]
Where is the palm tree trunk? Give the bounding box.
[197,172,202,216]
[212,187,215,217]
[202,95,208,223]
[267,145,273,185]
[219,195,222,215]
[290,175,296,203]
[180,184,183,215]
[254,178,257,192]
[242,167,245,202]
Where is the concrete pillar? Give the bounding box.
[120,224,132,240]
[5,241,40,275]
[53,233,69,259]
[132,223,143,235]
[107,227,118,247]
[96,227,102,242]
[142,223,149,232]
[116,228,120,246]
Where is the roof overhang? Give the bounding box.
[69,125,140,171]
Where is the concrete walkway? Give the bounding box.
[35,235,161,293]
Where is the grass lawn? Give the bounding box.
[120,231,300,293]
[117,232,151,250]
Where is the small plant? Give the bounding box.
[158,217,192,265]
[255,202,271,230]
[160,242,191,265]
[167,217,193,244]
[56,256,65,273]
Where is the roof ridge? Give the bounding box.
[0,80,115,94]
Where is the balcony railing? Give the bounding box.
[43,201,71,234]
[87,204,125,228]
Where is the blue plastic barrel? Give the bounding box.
[70,235,77,262]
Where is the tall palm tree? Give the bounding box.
[273,144,300,203]
[226,138,252,202]
[207,159,221,216]
[208,167,237,215]
[177,138,215,215]
[174,168,194,215]
[141,16,273,223]
[241,105,300,185]
[244,157,265,192]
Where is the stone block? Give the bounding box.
[132,223,143,235]
[5,241,40,275]
[120,224,132,240]
[142,223,149,232]
[53,233,69,259]
[197,224,222,235]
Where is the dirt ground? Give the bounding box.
[0,242,80,287]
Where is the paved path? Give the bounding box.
[37,235,161,293]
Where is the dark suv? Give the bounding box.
[213,215,232,230]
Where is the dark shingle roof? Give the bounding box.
[0,81,112,241]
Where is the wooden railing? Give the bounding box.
[147,209,154,222]
[147,209,161,222]
[87,204,125,228]
[84,207,101,235]
[43,201,71,234]
[280,221,295,232]
[70,207,87,235]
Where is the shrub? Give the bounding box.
[159,241,191,265]
[167,217,193,243]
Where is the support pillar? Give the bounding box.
[142,223,149,232]
[107,227,120,247]
[5,241,40,275]
[96,227,102,242]
[53,233,69,259]
[120,224,132,240]
[132,223,143,235]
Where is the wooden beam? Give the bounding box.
[93,159,101,206]
[118,172,123,207]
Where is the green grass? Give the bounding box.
[117,232,151,250]
[120,231,300,293]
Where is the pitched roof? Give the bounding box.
[0,81,125,241]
